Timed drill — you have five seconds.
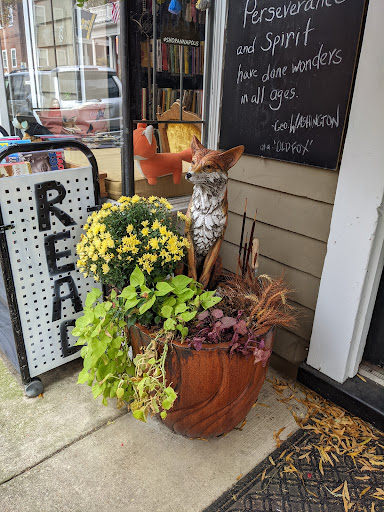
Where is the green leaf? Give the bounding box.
[180,311,197,322]
[110,289,117,300]
[132,409,147,422]
[161,305,173,318]
[177,326,188,338]
[94,303,107,318]
[171,275,193,290]
[85,288,102,307]
[116,387,124,399]
[162,387,177,410]
[139,295,156,315]
[200,291,222,310]
[164,318,176,331]
[155,281,173,296]
[119,285,137,299]
[160,411,167,419]
[130,266,145,287]
[92,383,104,399]
[202,296,222,309]
[124,297,140,310]
[174,303,187,315]
[75,310,94,329]
[175,289,195,301]
[162,297,176,308]
[77,368,90,384]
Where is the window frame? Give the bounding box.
[11,48,16,69]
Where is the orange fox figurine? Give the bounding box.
[133,123,192,185]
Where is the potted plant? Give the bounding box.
[72,195,295,438]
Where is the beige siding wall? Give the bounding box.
[221,154,339,369]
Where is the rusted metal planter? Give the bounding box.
[129,325,275,439]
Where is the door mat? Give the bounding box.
[203,429,384,512]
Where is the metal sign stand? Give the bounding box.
[0,140,101,397]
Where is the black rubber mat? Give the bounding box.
[203,429,384,512]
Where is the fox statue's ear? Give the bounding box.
[219,145,245,171]
[191,135,205,154]
[143,125,153,145]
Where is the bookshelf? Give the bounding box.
[139,3,206,120]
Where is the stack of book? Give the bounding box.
[141,40,205,76]
[0,137,66,174]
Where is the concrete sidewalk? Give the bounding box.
[0,353,300,512]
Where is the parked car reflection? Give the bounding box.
[5,66,122,136]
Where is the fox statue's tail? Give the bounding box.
[177,148,193,163]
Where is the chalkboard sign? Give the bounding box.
[220,0,366,169]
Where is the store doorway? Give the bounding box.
[364,267,384,368]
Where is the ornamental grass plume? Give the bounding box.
[76,195,189,290]
[218,272,297,336]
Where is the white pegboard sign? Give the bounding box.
[0,167,102,377]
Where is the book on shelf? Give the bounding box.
[0,161,31,177]
[141,40,204,76]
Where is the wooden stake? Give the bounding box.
[236,198,247,279]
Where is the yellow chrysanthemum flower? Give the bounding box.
[141,227,149,236]
[177,211,187,222]
[152,219,161,230]
[149,238,159,250]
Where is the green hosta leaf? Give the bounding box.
[171,275,193,290]
[139,295,156,315]
[161,305,173,318]
[102,398,108,406]
[116,387,124,399]
[130,266,145,287]
[155,281,173,296]
[85,288,102,307]
[174,303,187,315]
[180,311,197,322]
[164,318,176,331]
[110,289,117,300]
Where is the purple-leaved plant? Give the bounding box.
[187,309,272,365]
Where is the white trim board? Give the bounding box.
[307,0,384,383]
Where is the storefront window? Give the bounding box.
[0,0,206,200]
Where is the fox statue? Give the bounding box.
[185,136,244,289]
[133,123,192,185]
